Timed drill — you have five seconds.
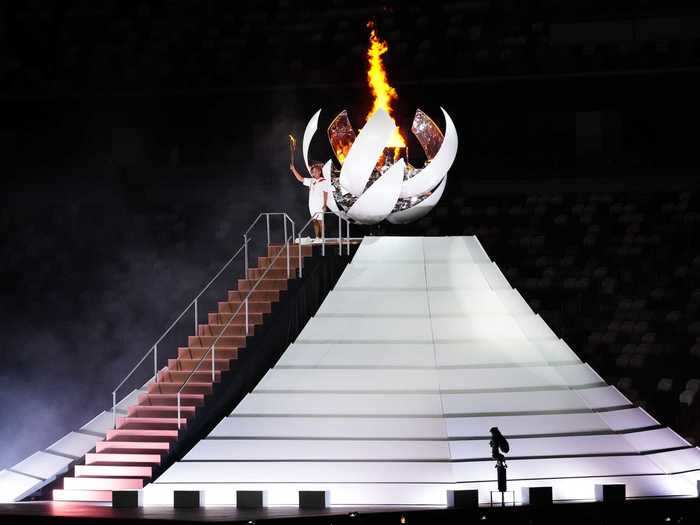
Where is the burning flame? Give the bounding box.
[365,22,405,149]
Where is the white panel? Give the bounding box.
[436,341,557,366]
[47,432,100,459]
[452,455,664,480]
[277,343,436,368]
[446,412,612,437]
[623,428,690,453]
[399,108,457,198]
[515,315,558,340]
[212,417,448,439]
[450,434,638,459]
[185,440,450,461]
[577,386,631,410]
[432,315,527,341]
[429,290,510,315]
[554,363,604,386]
[80,411,115,436]
[465,237,490,263]
[438,364,597,391]
[352,236,425,262]
[0,470,44,503]
[442,390,593,415]
[496,289,534,314]
[479,262,512,290]
[598,407,659,431]
[318,290,429,316]
[426,263,492,289]
[11,451,72,480]
[336,263,426,289]
[157,461,454,483]
[297,317,433,343]
[347,159,405,224]
[256,368,440,392]
[233,393,443,416]
[340,108,395,196]
[647,447,700,474]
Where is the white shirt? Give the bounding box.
[303,177,331,218]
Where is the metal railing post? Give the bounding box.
[245,298,249,335]
[266,214,271,246]
[346,219,350,255]
[298,234,303,278]
[112,391,116,429]
[321,214,326,256]
[153,344,158,383]
[212,344,216,382]
[177,392,181,429]
[244,234,248,276]
[194,299,198,334]
[284,218,290,278]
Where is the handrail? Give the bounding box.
[174,211,351,426]
[296,211,352,277]
[111,212,294,428]
[175,230,296,426]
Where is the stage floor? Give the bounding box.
[1,498,698,524]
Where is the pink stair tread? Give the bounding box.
[53,489,113,502]
[85,453,162,465]
[63,477,144,490]
[75,465,152,478]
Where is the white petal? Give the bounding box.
[387,173,448,224]
[399,107,458,198]
[347,159,405,224]
[340,109,395,197]
[302,109,321,173]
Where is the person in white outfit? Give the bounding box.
[290,161,331,240]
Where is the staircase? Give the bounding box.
[52,243,312,503]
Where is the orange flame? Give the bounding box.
[366,22,405,148]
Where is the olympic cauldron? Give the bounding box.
[302,107,458,224]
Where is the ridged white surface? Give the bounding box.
[148,236,700,506]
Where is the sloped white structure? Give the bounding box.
[0,389,148,502]
[144,237,700,506]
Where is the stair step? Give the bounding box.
[208,312,264,324]
[85,452,162,466]
[106,429,179,442]
[247,268,293,280]
[178,347,238,360]
[258,256,303,269]
[63,477,144,490]
[158,369,222,383]
[138,392,205,406]
[147,381,213,395]
[238,278,288,292]
[96,441,170,454]
[75,465,152,478]
[218,300,271,314]
[198,324,253,337]
[268,243,313,256]
[53,489,113,502]
[116,416,187,430]
[129,405,197,418]
[188,335,246,349]
[168,357,231,371]
[227,289,279,302]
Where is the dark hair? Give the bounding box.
[309,161,324,170]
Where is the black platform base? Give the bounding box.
[0,497,698,525]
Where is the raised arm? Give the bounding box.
[289,163,305,183]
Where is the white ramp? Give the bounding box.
[145,236,700,506]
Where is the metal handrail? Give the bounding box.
[111,212,294,428]
[296,211,352,277]
[175,231,296,426]
[174,211,352,426]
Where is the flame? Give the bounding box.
[365,22,405,148]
